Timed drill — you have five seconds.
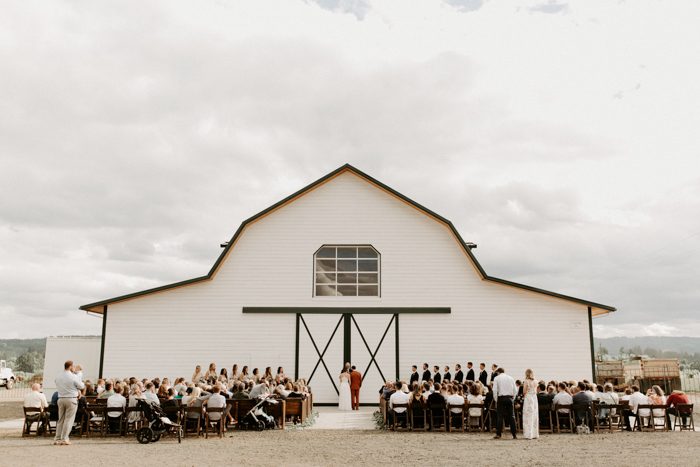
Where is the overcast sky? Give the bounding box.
[1,0,699,339]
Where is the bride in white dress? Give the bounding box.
[522,368,539,439]
[338,364,352,411]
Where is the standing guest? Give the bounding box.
[53,360,85,446]
[478,363,488,386]
[443,366,451,383]
[521,369,539,439]
[492,368,517,439]
[421,363,431,383]
[433,366,442,384]
[489,364,498,384]
[409,366,419,386]
[192,365,204,384]
[466,362,475,382]
[454,364,464,383]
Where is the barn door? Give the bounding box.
[350,314,397,405]
[297,314,344,403]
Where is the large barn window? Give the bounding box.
[314,245,380,297]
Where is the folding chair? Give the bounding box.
[672,404,694,431]
[429,403,447,432]
[204,407,226,438]
[651,405,668,431]
[447,404,465,432]
[572,403,594,432]
[538,403,554,434]
[105,406,125,436]
[465,403,485,432]
[390,404,410,431]
[22,407,45,437]
[633,405,655,432]
[86,406,108,437]
[410,399,427,431]
[184,406,203,437]
[554,404,574,433]
[124,406,143,435]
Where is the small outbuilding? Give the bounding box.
[80,164,615,404]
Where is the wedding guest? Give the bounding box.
[53,360,85,446]
[537,382,554,406]
[666,390,691,427]
[648,385,667,419]
[624,385,650,431]
[467,383,485,417]
[446,385,465,428]
[427,383,446,429]
[98,381,114,399]
[492,368,517,439]
[106,383,127,433]
[143,382,160,405]
[388,383,410,427]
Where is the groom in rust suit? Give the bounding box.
[350,365,362,410]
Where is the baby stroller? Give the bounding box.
[135,399,183,444]
[239,397,277,431]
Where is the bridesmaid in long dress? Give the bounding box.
[522,368,539,439]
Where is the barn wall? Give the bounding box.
[103,171,593,403]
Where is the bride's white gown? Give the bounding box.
[338,373,352,411]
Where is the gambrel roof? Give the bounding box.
[80,164,616,316]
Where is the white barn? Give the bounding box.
[80,164,615,405]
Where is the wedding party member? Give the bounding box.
[466,362,475,382]
[478,363,488,386]
[454,364,464,383]
[350,366,362,410]
[54,360,85,446]
[489,364,498,384]
[410,366,419,385]
[338,367,352,411]
[492,368,517,439]
[521,369,539,439]
[192,365,204,384]
[443,366,451,382]
[421,363,431,383]
[433,366,442,384]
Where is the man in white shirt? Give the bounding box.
[389,383,410,427]
[107,384,127,433]
[203,384,228,422]
[446,387,465,430]
[624,385,650,431]
[492,368,517,439]
[552,383,574,414]
[53,360,85,445]
[23,383,49,433]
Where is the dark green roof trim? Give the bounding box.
[79,163,616,313]
[242,307,451,314]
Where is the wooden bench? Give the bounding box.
[285,398,308,424]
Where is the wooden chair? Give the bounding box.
[537,403,554,434]
[572,403,594,432]
[596,403,626,432]
[553,404,574,433]
[22,407,46,437]
[485,399,497,432]
[390,404,410,431]
[651,405,668,431]
[123,406,143,435]
[429,402,447,432]
[183,406,203,437]
[447,404,465,432]
[104,406,125,436]
[464,403,485,432]
[633,405,655,432]
[86,406,108,437]
[672,404,694,431]
[204,407,226,438]
[410,399,428,431]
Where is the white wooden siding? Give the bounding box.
[103,171,593,404]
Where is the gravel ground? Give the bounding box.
[1,428,698,467]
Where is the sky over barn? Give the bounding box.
[1,0,699,338]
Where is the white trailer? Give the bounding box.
[41,336,101,391]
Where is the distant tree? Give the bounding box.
[14,350,44,373]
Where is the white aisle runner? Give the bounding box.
[309,407,376,430]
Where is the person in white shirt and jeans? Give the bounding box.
[53,360,85,445]
[389,383,410,427]
[492,367,517,439]
[624,385,651,431]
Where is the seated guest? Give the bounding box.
[98,381,115,399]
[572,381,593,427]
[249,380,269,399]
[95,379,106,395]
[288,384,305,399]
[623,385,650,431]
[421,382,431,401]
[467,383,485,417]
[537,382,554,406]
[427,383,446,429]
[381,381,396,401]
[595,383,618,421]
[666,390,691,427]
[274,383,291,399]
[203,384,227,422]
[648,385,667,419]
[388,383,410,427]
[231,383,250,400]
[446,385,465,428]
[107,383,127,433]
[143,382,160,405]
[23,383,49,432]
[128,386,144,425]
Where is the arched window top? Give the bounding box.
[314,245,380,297]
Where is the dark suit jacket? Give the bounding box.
[427,392,445,409]
[443,372,451,382]
[410,372,419,385]
[454,370,464,383]
[466,368,475,381]
[350,370,362,390]
[489,371,496,384]
[434,372,442,384]
[537,392,554,406]
[479,370,488,386]
[422,370,431,382]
